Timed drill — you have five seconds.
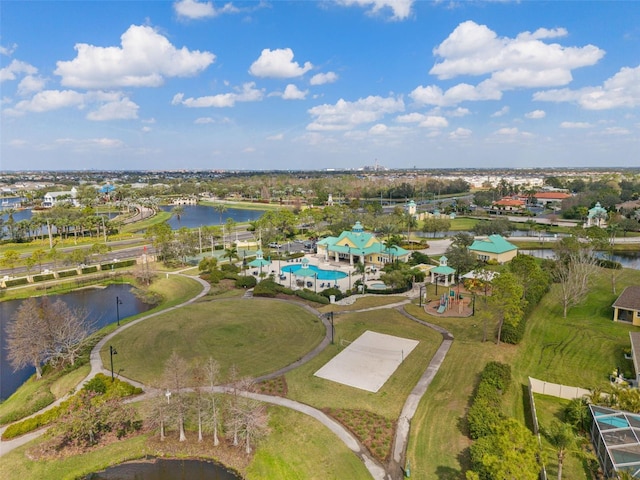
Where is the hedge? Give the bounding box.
[295,289,330,304]
[33,273,55,282]
[4,277,29,287]
[81,266,98,274]
[466,361,512,440]
[57,269,78,278]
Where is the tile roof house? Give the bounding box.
[613,286,640,325]
[316,221,410,268]
[468,234,518,264]
[533,191,572,205]
[491,197,525,213]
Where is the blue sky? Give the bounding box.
[1,0,639,171]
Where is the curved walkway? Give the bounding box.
[0,281,454,480]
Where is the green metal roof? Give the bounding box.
[468,234,517,254]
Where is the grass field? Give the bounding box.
[404,267,640,479]
[102,298,326,384]
[285,308,443,420]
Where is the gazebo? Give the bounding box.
[586,202,608,228]
[247,249,271,275]
[288,258,318,290]
[430,256,456,286]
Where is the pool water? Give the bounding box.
[281,264,347,281]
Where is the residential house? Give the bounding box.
[491,197,526,214]
[468,234,518,264]
[613,286,640,325]
[42,187,79,208]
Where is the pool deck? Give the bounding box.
[269,254,378,292]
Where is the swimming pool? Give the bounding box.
[368,282,388,290]
[281,264,347,281]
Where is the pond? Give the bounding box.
[520,249,640,270]
[86,458,241,480]
[160,205,265,230]
[0,284,153,400]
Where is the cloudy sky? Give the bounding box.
[1,0,639,171]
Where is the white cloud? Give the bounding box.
[602,127,630,135]
[525,109,546,119]
[194,117,215,124]
[142,126,152,133]
[493,127,534,139]
[491,106,509,117]
[449,127,472,140]
[534,64,640,110]
[249,48,313,78]
[307,95,404,131]
[335,0,414,20]
[448,107,471,117]
[55,25,215,88]
[174,0,215,19]
[560,121,592,128]
[369,123,388,135]
[267,133,284,140]
[174,82,264,108]
[53,137,124,150]
[310,71,338,85]
[17,75,46,96]
[0,43,17,56]
[0,59,37,82]
[431,21,603,82]
[13,89,86,112]
[86,97,139,121]
[411,21,605,107]
[419,116,448,128]
[395,112,425,123]
[282,84,308,100]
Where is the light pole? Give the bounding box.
[326,311,335,344]
[109,345,117,381]
[116,296,123,326]
[314,273,317,293]
[419,284,426,307]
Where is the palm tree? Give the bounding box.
[171,205,185,224]
[223,243,239,265]
[542,421,576,480]
[214,203,228,225]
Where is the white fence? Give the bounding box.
[528,376,590,400]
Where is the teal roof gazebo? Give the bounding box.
[247,249,271,273]
[430,256,456,286]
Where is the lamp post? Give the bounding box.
[109,345,117,381]
[472,294,476,316]
[326,311,335,344]
[116,296,123,326]
[419,284,426,307]
[314,273,317,293]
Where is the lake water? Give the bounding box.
[87,458,240,480]
[160,205,264,229]
[0,284,152,400]
[520,249,640,270]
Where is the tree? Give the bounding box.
[161,352,190,442]
[553,248,600,318]
[6,297,92,378]
[469,418,540,480]
[1,249,20,274]
[205,356,222,446]
[421,217,451,238]
[488,272,525,345]
[542,421,577,480]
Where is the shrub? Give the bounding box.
[33,273,55,282]
[320,287,343,301]
[81,266,98,274]
[295,289,330,304]
[57,269,78,278]
[5,277,28,287]
[236,275,257,289]
[253,278,280,297]
[466,361,512,440]
[84,375,108,394]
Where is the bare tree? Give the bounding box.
[6,297,92,379]
[554,248,600,318]
[205,357,222,446]
[161,352,190,442]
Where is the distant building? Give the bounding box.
[491,197,525,214]
[468,234,518,264]
[42,187,78,208]
[533,191,572,206]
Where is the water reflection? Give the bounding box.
[520,249,640,269]
[87,458,241,480]
[160,205,264,230]
[0,284,152,400]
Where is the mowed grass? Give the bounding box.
[285,308,443,420]
[246,406,371,480]
[103,298,325,384]
[318,295,408,313]
[405,267,640,479]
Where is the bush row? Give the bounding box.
[466,361,511,440]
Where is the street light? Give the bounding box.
[116,296,123,326]
[109,345,118,381]
[419,284,426,307]
[326,311,335,344]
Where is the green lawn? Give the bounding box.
[404,267,640,479]
[103,298,326,384]
[285,308,443,420]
